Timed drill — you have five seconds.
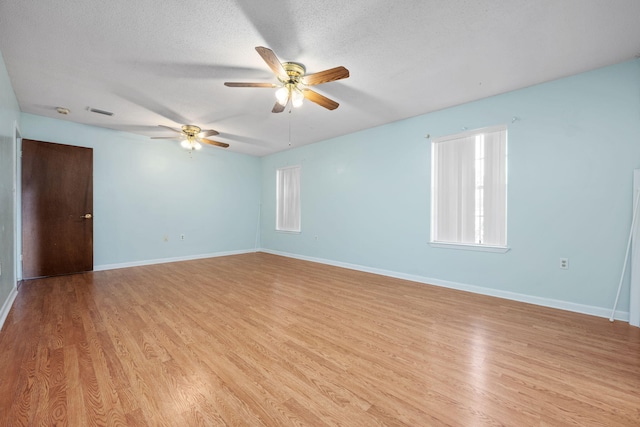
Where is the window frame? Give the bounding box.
[276,165,301,233]
[430,125,509,252]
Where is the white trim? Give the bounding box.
[429,242,510,253]
[14,121,22,281]
[259,248,630,321]
[94,249,256,271]
[0,286,18,332]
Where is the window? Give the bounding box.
[276,165,301,232]
[431,126,507,249]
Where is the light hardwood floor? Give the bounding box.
[1,252,639,426]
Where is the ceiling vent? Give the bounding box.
[87,107,114,116]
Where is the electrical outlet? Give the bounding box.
[560,258,569,269]
[180,234,185,241]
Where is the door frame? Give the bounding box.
[13,122,21,283]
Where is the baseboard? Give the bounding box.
[259,249,630,322]
[94,248,258,272]
[0,286,18,332]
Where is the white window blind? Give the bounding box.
[276,165,301,232]
[431,126,507,247]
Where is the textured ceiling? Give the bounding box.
[1,0,639,156]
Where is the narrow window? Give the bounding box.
[431,126,507,247]
[276,166,301,232]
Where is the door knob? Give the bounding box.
[82,213,92,219]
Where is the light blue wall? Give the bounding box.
[20,114,261,267]
[0,51,20,319]
[261,59,640,316]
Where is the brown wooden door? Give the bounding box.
[22,139,93,279]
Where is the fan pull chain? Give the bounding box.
[288,109,292,146]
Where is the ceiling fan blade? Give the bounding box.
[199,129,219,137]
[255,46,287,80]
[199,138,230,148]
[272,101,286,113]
[301,66,350,86]
[158,124,183,133]
[224,82,278,87]
[303,89,339,110]
[151,136,181,140]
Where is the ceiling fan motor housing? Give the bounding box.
[280,62,306,84]
[182,125,202,138]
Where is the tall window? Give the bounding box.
[431,126,507,247]
[276,166,301,232]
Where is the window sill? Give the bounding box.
[275,230,301,234]
[429,242,510,253]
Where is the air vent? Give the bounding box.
[87,107,114,116]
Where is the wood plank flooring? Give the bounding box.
[1,252,639,426]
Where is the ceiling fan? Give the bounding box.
[151,124,229,150]
[224,46,349,113]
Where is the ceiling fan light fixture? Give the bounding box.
[180,138,202,151]
[275,86,290,106]
[291,88,304,108]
